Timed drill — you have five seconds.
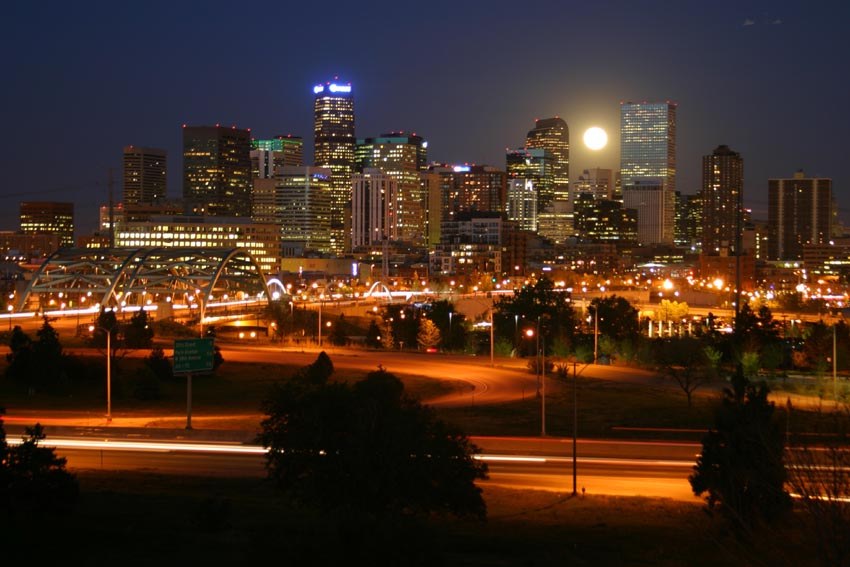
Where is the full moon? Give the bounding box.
[583,127,608,150]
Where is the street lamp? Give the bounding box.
[593,307,599,365]
[448,311,453,347]
[89,324,114,423]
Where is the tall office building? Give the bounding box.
[674,192,703,249]
[701,145,743,254]
[768,170,833,260]
[252,135,304,165]
[351,169,401,250]
[19,201,74,248]
[355,132,427,244]
[257,166,333,256]
[506,178,538,232]
[183,125,252,217]
[573,194,637,244]
[123,146,167,204]
[620,101,677,193]
[428,164,507,224]
[525,117,569,199]
[571,168,615,202]
[313,79,355,253]
[505,148,555,211]
[251,135,304,178]
[623,179,675,245]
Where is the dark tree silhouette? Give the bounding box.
[0,409,78,516]
[124,308,154,349]
[258,354,487,519]
[690,373,791,531]
[589,295,640,341]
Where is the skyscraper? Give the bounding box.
[427,164,507,224]
[701,145,743,254]
[313,79,355,253]
[525,117,569,199]
[506,178,538,232]
[355,132,427,245]
[620,101,677,193]
[768,170,833,260]
[571,168,615,202]
[351,169,401,250]
[123,146,166,204]
[253,166,333,256]
[251,135,304,178]
[505,148,555,211]
[183,125,252,217]
[623,179,675,245]
[20,201,74,248]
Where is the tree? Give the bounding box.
[786,404,850,566]
[144,347,172,381]
[589,295,639,341]
[416,318,441,350]
[90,308,119,350]
[0,409,78,515]
[365,320,381,349]
[5,326,34,386]
[381,320,395,350]
[690,373,791,531]
[329,314,348,346]
[494,277,578,355]
[32,317,64,391]
[258,355,488,519]
[124,308,154,349]
[659,339,717,407]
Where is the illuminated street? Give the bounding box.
[6,433,701,501]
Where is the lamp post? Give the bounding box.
[318,300,323,348]
[448,311,453,348]
[89,324,113,423]
[489,309,494,367]
[593,307,599,365]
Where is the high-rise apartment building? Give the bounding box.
[183,125,252,217]
[313,80,355,253]
[123,146,167,204]
[355,133,427,244]
[701,145,743,254]
[505,148,555,211]
[620,101,677,193]
[768,170,833,260]
[19,201,74,248]
[525,117,569,199]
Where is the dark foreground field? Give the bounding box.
[1,470,816,567]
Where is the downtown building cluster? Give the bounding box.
[6,82,842,292]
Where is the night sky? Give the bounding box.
[3,0,848,235]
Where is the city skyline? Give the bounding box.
[3,1,848,234]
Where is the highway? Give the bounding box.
[7,434,702,501]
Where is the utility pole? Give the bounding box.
[108,168,115,248]
[572,362,578,495]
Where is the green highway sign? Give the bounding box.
[173,338,215,374]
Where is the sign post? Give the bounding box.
[173,338,215,430]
